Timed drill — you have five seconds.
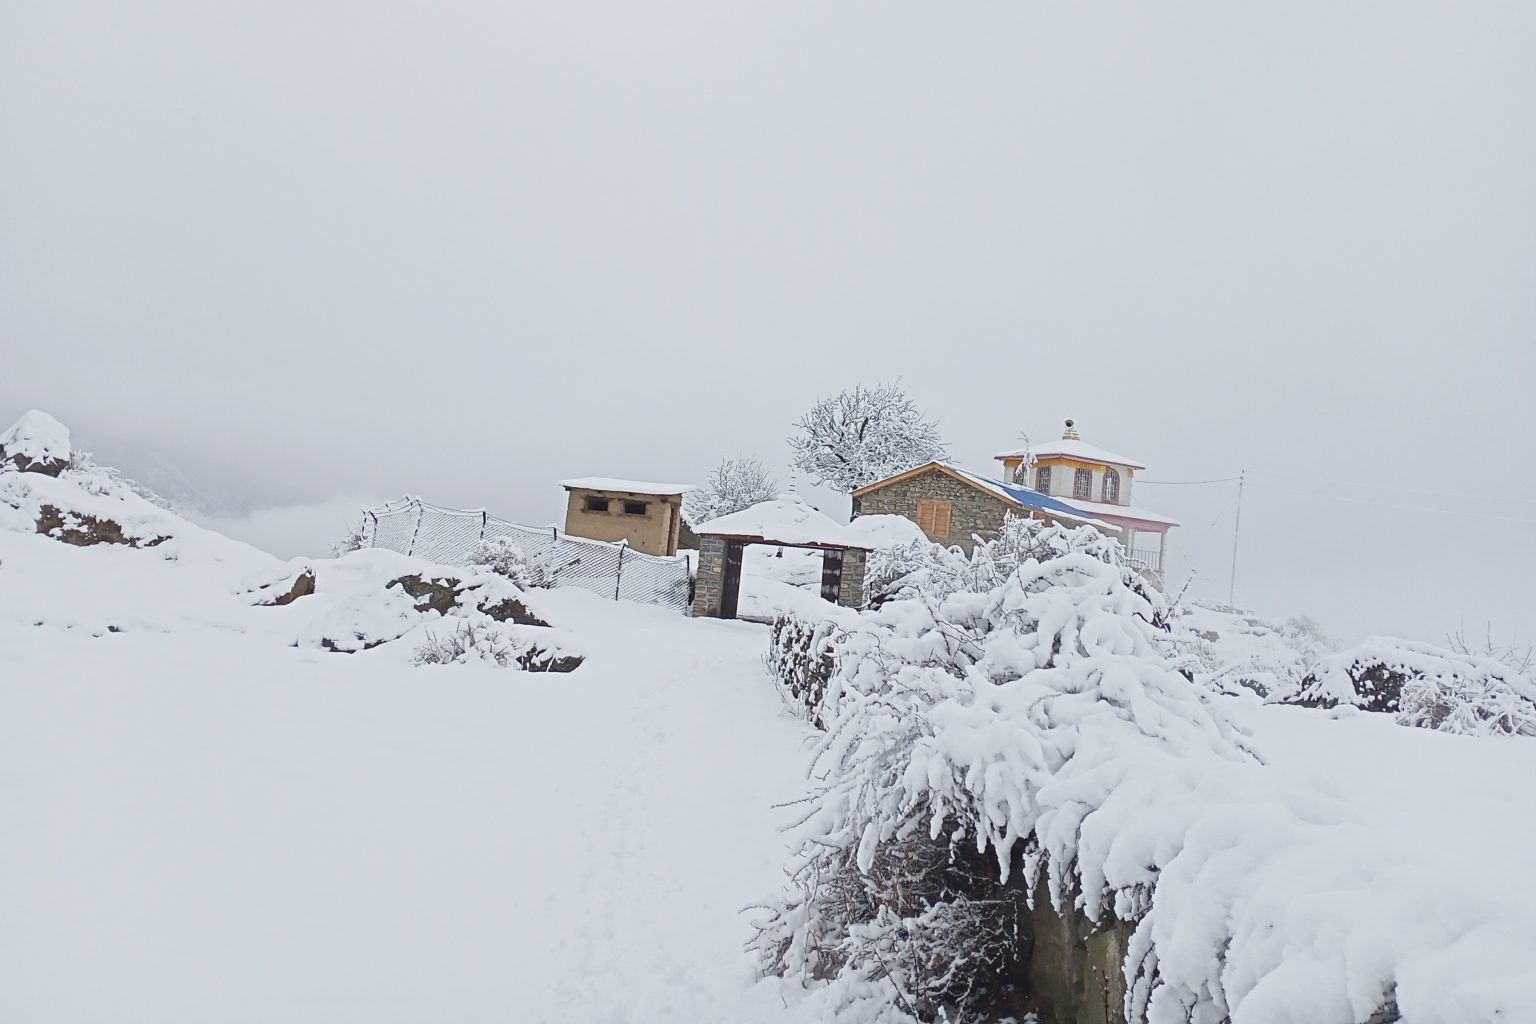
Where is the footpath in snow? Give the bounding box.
[0,519,823,1022]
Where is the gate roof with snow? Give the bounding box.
[691,494,874,551]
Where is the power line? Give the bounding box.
[1247,480,1536,526]
[1251,470,1536,507]
[1137,477,1242,486]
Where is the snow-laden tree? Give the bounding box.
[788,383,946,493]
[683,455,779,525]
[753,517,1246,1022]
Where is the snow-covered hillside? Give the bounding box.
[6,416,1536,1024]
[0,420,825,1023]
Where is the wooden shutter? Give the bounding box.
[916,500,951,538]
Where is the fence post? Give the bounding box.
[406,499,424,557]
[614,545,624,601]
[480,510,488,542]
[367,511,379,548]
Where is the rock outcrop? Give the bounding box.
[35,504,167,548]
[0,410,72,477]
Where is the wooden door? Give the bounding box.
[820,548,844,603]
[720,540,745,619]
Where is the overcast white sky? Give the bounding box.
[3,1,1533,644]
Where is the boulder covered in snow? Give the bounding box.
[0,410,72,477]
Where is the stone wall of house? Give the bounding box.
[837,549,867,608]
[691,535,727,616]
[852,467,1012,555]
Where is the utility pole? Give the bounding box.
[1228,470,1245,608]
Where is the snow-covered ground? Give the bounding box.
[6,428,1536,1023]
[0,482,823,1022]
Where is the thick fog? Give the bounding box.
[3,1,1533,643]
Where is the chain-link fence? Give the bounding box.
[362,496,693,613]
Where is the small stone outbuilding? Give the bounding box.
[851,462,1107,556]
[559,478,695,557]
[692,495,873,619]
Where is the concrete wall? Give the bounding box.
[564,487,684,556]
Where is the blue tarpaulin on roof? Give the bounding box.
[947,466,1105,523]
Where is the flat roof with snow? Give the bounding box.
[559,477,696,496]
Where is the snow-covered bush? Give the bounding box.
[789,382,946,493]
[684,455,779,525]
[468,535,556,589]
[332,519,369,557]
[754,521,1249,1022]
[1284,638,1536,736]
[413,618,519,667]
[1171,602,1335,698]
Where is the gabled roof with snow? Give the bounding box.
[560,477,696,496]
[693,494,873,550]
[995,438,1146,470]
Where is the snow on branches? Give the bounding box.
[1282,637,1536,736]
[683,455,779,525]
[755,517,1247,1022]
[788,383,946,493]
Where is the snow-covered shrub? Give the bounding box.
[861,538,968,609]
[1285,638,1536,736]
[332,519,369,557]
[413,618,519,667]
[754,522,1249,1022]
[468,535,556,589]
[1172,602,1334,698]
[684,455,779,525]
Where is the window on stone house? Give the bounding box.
[1073,468,1093,500]
[584,496,610,513]
[915,499,951,538]
[1102,468,1120,504]
[622,500,648,516]
[1035,466,1051,493]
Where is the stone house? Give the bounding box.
[559,477,695,557]
[850,462,1103,556]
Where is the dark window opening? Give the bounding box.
[622,500,648,516]
[584,496,610,513]
[1035,466,1052,493]
[1073,468,1093,500]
